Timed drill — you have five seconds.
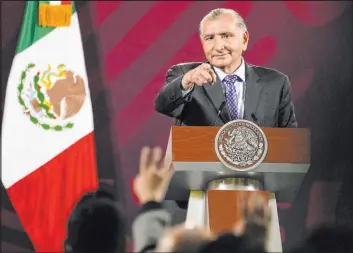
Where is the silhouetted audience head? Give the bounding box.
[64,189,126,253]
[199,233,244,253]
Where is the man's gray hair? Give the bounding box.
[199,8,248,35]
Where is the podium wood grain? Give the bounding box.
[207,190,270,235]
[170,126,310,163]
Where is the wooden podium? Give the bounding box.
[164,125,310,252]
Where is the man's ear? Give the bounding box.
[242,31,249,51]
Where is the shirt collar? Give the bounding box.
[213,57,246,82]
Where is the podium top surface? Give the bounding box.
[164,126,311,202]
[167,126,310,164]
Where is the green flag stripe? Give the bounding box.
[16,1,77,54]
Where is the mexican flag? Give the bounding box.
[1,1,98,251]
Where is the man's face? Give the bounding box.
[200,14,249,70]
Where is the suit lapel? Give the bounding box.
[201,62,263,123]
[203,66,230,123]
[244,64,262,120]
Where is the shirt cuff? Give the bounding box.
[181,84,194,97]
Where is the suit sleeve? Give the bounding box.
[154,65,194,118]
[132,201,171,252]
[278,76,298,128]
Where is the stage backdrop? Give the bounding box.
[2,1,353,252]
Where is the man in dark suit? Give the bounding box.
[155,8,297,128]
[154,8,297,225]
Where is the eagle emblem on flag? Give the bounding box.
[17,63,86,131]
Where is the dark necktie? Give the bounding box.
[222,74,239,120]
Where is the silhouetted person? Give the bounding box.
[64,189,126,253]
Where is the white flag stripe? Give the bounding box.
[50,1,62,5]
[1,13,94,189]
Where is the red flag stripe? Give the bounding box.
[7,133,98,252]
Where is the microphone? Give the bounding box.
[251,113,260,126]
[213,101,226,125]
